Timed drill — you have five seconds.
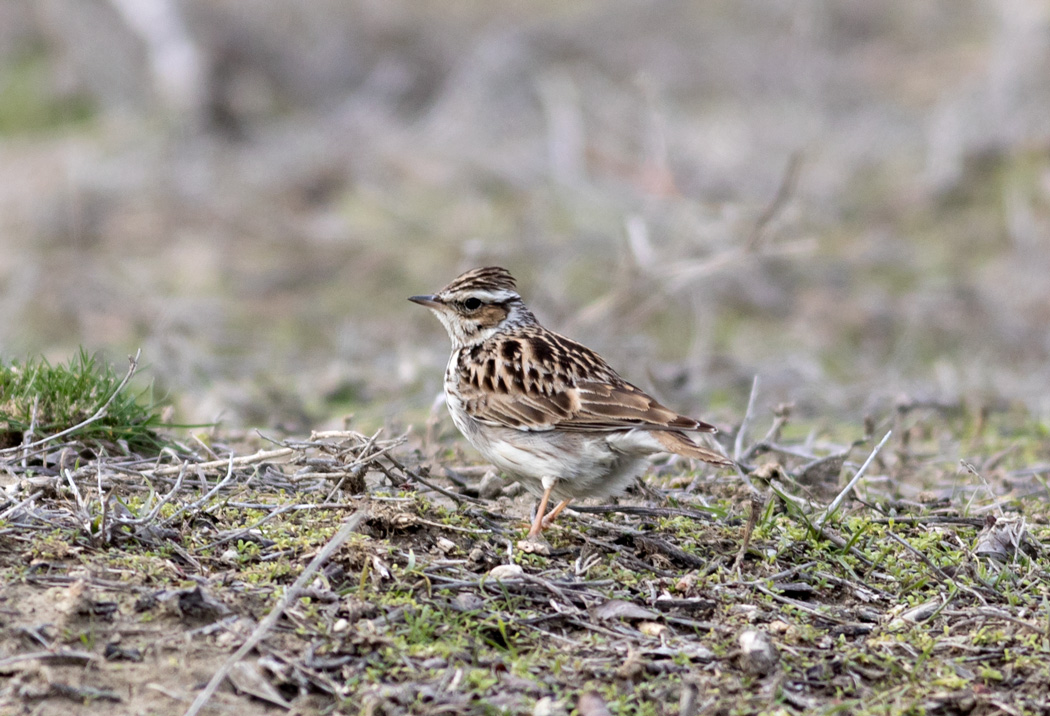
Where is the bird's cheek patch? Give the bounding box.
[475,305,510,328]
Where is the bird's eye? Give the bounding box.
[463,297,482,311]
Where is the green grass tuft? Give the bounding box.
[0,348,168,453]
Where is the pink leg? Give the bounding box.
[527,485,553,538]
[541,499,572,529]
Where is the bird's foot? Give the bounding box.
[516,536,550,555]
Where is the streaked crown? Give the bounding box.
[438,266,519,302]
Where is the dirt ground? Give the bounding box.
[0,583,244,715]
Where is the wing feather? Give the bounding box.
[458,329,718,435]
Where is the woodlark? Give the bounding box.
[410,267,733,537]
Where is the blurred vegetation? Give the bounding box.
[0,1,1047,430]
[0,47,94,134]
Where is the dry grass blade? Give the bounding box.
[732,493,767,574]
[744,151,803,251]
[817,430,891,530]
[147,447,294,478]
[734,375,760,463]
[158,453,238,528]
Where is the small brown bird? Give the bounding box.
[410,267,732,537]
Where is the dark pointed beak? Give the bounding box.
[408,294,443,309]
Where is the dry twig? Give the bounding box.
[817,431,891,530]
[734,376,760,463]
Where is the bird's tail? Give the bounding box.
[654,430,735,467]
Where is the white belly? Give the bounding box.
[443,351,662,501]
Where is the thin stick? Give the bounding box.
[955,607,1047,635]
[885,531,990,604]
[754,584,849,624]
[122,463,189,526]
[739,409,794,465]
[664,238,816,295]
[745,152,802,251]
[734,375,760,463]
[21,395,39,469]
[199,503,301,551]
[148,448,294,477]
[961,460,1005,518]
[0,490,43,521]
[158,453,239,527]
[384,452,487,506]
[870,516,986,527]
[817,431,891,530]
[0,350,141,456]
[732,493,767,574]
[97,460,109,545]
[720,561,819,588]
[0,650,98,669]
[182,508,367,716]
[570,504,716,522]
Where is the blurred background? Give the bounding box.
[1,0,1049,432]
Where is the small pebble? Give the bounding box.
[533,696,567,716]
[516,538,550,556]
[478,470,504,499]
[638,621,669,638]
[738,629,779,675]
[488,564,524,580]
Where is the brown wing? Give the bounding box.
[456,328,717,434]
[566,379,716,432]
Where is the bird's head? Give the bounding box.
[409,266,535,348]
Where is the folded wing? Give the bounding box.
[458,330,729,466]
